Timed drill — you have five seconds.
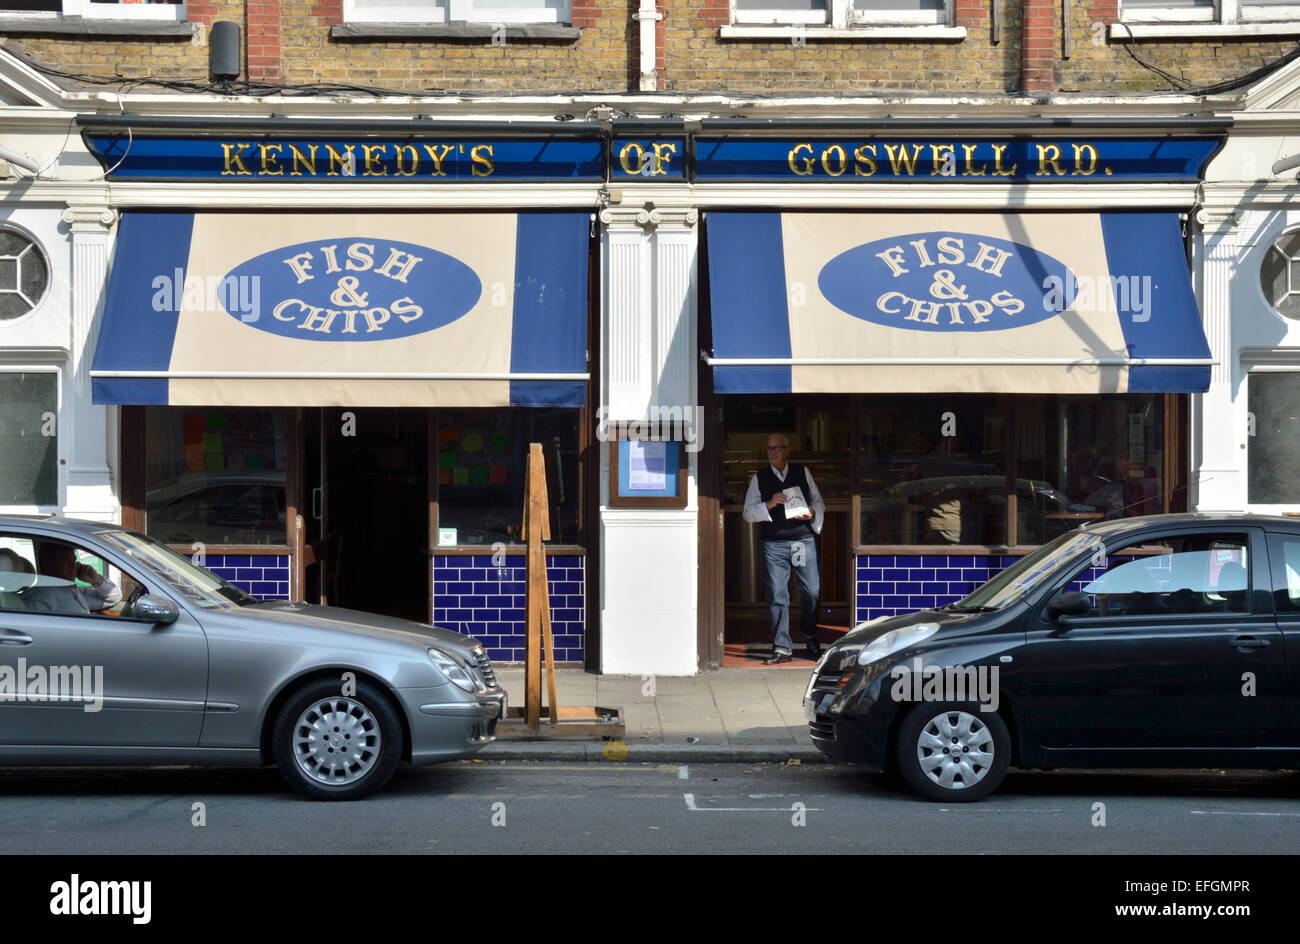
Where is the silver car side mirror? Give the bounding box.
[131,594,179,625]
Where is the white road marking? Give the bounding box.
[677,765,689,780]
[683,793,822,812]
[937,808,1065,814]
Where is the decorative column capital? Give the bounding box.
[1194,205,1243,235]
[648,206,698,230]
[599,205,654,229]
[599,204,698,231]
[62,205,117,232]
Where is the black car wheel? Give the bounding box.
[895,702,1010,802]
[272,678,403,801]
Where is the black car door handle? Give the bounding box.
[0,629,33,646]
[1231,635,1270,650]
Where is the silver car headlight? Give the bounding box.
[856,623,940,667]
[428,648,478,693]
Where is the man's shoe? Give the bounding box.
[806,638,822,659]
[764,652,793,665]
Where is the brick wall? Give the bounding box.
[207,552,291,600]
[432,554,585,664]
[279,0,630,92]
[1,2,1295,118]
[1058,0,1294,92]
[665,0,1020,94]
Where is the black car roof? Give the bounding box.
[1081,512,1300,534]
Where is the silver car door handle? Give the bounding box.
[0,630,33,645]
[1230,635,1269,650]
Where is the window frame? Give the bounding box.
[1243,364,1300,514]
[0,364,62,514]
[0,1,187,21]
[1119,0,1300,25]
[731,0,948,27]
[0,221,51,327]
[343,0,571,26]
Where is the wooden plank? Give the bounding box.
[506,705,620,721]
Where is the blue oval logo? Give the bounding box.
[223,237,481,341]
[817,231,1077,332]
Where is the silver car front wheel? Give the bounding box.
[895,701,1011,802]
[273,679,403,801]
[293,696,382,786]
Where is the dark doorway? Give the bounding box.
[307,408,429,623]
[719,396,853,658]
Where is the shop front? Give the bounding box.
[83,155,599,665]
[692,133,1223,663]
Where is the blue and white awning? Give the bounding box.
[705,212,1212,394]
[91,212,589,407]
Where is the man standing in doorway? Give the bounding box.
[743,433,825,665]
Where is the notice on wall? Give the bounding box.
[627,440,669,491]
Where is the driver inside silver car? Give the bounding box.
[23,541,122,615]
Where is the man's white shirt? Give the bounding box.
[743,464,825,535]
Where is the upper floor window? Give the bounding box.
[345,0,571,24]
[732,0,947,26]
[0,1,184,21]
[1120,0,1299,25]
[0,226,49,322]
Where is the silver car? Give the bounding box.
[0,515,506,801]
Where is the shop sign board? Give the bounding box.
[691,137,1221,182]
[83,134,607,181]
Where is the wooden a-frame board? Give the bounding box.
[496,442,623,739]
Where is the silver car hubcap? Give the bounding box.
[916,710,995,791]
[292,697,381,786]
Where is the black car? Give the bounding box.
[805,513,1300,800]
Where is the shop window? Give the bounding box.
[1015,395,1163,543]
[858,394,1165,547]
[435,408,579,547]
[345,0,571,25]
[143,407,287,547]
[1247,371,1300,505]
[732,0,947,25]
[1261,229,1300,320]
[0,1,185,20]
[0,371,57,508]
[0,226,49,322]
[859,396,1006,546]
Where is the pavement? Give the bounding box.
[481,665,826,764]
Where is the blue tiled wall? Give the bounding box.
[856,553,1020,621]
[855,554,1112,621]
[432,554,585,664]
[206,553,291,600]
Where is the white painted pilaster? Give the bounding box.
[598,204,701,675]
[61,203,119,523]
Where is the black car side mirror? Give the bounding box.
[131,594,180,625]
[1047,591,1090,620]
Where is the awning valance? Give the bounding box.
[705,212,1212,395]
[91,212,589,407]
